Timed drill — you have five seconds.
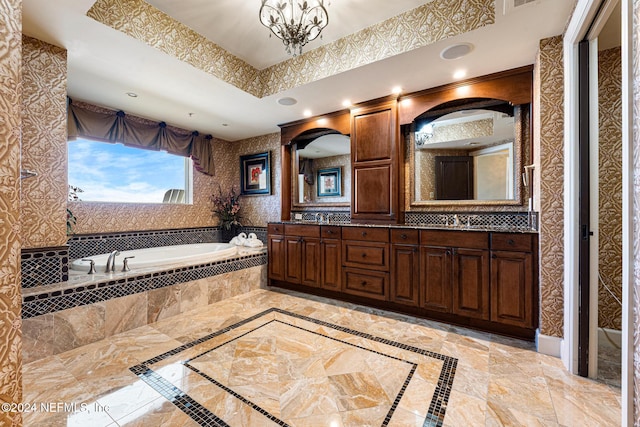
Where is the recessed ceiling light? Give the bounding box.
[126,92,138,97]
[440,43,474,60]
[277,97,297,106]
[391,86,402,95]
[342,99,352,107]
[188,112,194,117]
[303,110,312,117]
[453,70,467,79]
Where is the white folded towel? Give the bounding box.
[229,232,248,246]
[244,238,264,248]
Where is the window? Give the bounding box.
[68,139,192,204]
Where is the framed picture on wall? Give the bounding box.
[317,167,341,197]
[240,152,271,195]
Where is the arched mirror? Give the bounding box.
[411,98,528,206]
[291,128,351,207]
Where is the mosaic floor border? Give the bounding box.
[130,307,458,427]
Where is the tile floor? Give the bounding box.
[22,289,621,426]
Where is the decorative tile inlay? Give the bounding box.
[404,211,537,231]
[21,247,69,288]
[291,211,351,224]
[21,253,267,319]
[68,227,220,259]
[87,0,494,98]
[131,308,457,427]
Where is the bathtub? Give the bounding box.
[70,243,238,273]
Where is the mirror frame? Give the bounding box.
[409,103,528,206]
[397,65,533,209]
[291,129,351,208]
[278,109,351,220]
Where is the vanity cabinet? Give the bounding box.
[320,226,342,290]
[268,223,538,339]
[341,227,390,300]
[283,224,321,287]
[420,231,490,320]
[490,233,536,328]
[350,100,401,224]
[391,229,420,307]
[267,224,286,282]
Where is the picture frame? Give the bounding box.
[317,167,341,197]
[240,152,271,195]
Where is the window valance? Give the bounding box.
[67,99,216,176]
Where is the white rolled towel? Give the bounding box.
[244,238,264,248]
[248,233,257,240]
[230,232,248,246]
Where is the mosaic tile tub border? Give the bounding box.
[21,226,268,289]
[131,307,458,427]
[21,252,267,319]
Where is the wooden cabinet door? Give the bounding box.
[353,165,392,215]
[301,238,321,288]
[321,238,341,290]
[285,236,302,284]
[491,250,533,328]
[420,246,451,312]
[452,248,489,320]
[391,244,419,306]
[268,234,286,281]
[352,108,394,162]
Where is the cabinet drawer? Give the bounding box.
[321,226,342,239]
[391,228,419,245]
[284,224,320,238]
[420,230,488,249]
[268,223,284,235]
[342,226,389,242]
[491,233,533,252]
[342,268,388,300]
[342,241,389,271]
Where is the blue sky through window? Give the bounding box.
[68,139,187,203]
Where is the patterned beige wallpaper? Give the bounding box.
[537,35,565,338]
[632,0,640,421]
[597,47,622,331]
[87,0,494,98]
[0,0,23,424]
[229,134,283,227]
[21,36,68,249]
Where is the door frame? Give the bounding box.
[563,0,632,424]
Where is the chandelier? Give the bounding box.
[415,124,434,146]
[259,0,329,56]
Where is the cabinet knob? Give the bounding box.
[508,239,515,245]
[361,281,367,286]
[327,230,333,235]
[361,231,367,237]
[446,250,451,256]
[492,254,497,259]
[361,253,367,258]
[400,234,407,239]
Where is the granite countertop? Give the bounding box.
[271,221,538,234]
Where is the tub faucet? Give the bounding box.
[105,250,120,273]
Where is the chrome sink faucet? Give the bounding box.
[315,212,326,224]
[105,250,120,273]
[453,214,459,227]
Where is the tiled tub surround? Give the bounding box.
[21,226,268,288]
[22,289,621,426]
[21,247,267,363]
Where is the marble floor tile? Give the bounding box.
[22,288,621,426]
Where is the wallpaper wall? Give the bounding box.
[21,36,68,249]
[537,35,565,339]
[86,0,495,98]
[632,0,640,421]
[598,46,622,331]
[0,0,23,425]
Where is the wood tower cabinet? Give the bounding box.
[350,99,401,224]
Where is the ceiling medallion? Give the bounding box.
[259,0,329,56]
